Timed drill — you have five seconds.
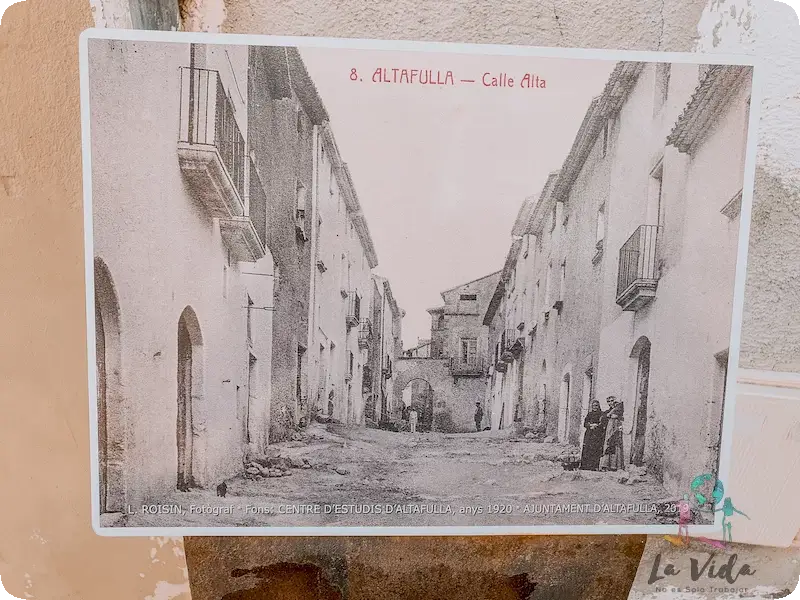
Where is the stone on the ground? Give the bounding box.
[283,469,293,476]
[335,467,349,475]
[617,473,630,484]
[302,463,312,469]
[485,479,497,485]
[543,436,555,444]
[255,475,264,481]
[525,432,536,439]
[246,467,260,476]
[268,469,283,477]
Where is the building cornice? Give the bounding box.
[438,270,503,299]
[666,64,751,154]
[526,61,643,237]
[550,61,644,203]
[381,277,401,318]
[483,280,506,326]
[320,122,380,269]
[511,194,537,237]
[528,171,560,236]
[285,47,329,125]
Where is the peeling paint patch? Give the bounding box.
[178,0,226,32]
[144,580,191,600]
[23,572,33,598]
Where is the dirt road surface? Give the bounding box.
[122,423,676,529]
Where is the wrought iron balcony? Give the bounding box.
[346,292,361,329]
[616,225,661,311]
[358,318,373,349]
[178,67,246,219]
[450,356,486,377]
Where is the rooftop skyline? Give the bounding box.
[300,47,615,348]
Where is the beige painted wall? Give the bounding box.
[0,2,195,599]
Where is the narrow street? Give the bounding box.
[123,423,678,528]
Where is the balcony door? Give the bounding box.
[461,338,478,368]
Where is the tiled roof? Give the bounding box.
[666,65,751,154]
[320,123,379,269]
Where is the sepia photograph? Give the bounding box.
[81,31,757,534]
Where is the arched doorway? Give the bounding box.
[400,378,435,432]
[558,372,571,442]
[630,337,651,466]
[177,307,204,491]
[94,258,124,514]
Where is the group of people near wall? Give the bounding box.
[580,396,625,471]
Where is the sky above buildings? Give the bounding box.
[300,46,615,349]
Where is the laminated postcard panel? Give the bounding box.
[81,30,758,537]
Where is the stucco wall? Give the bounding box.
[88,39,274,504]
[394,358,486,432]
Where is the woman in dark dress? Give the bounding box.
[580,399,607,471]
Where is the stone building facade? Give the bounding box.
[89,40,402,518]
[306,123,381,427]
[364,275,404,424]
[247,45,329,442]
[484,61,751,496]
[396,272,500,432]
[90,40,275,516]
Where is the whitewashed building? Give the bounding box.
[89,40,275,519]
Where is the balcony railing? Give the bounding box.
[358,319,373,349]
[450,356,486,377]
[616,225,661,311]
[500,329,518,362]
[346,292,361,329]
[178,67,246,219]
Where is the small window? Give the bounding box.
[460,294,478,301]
[596,205,605,244]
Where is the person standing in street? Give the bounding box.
[599,397,625,471]
[474,401,484,432]
[579,399,608,471]
[409,409,418,433]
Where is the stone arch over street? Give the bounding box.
[399,377,435,432]
[394,358,487,433]
[94,257,126,514]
